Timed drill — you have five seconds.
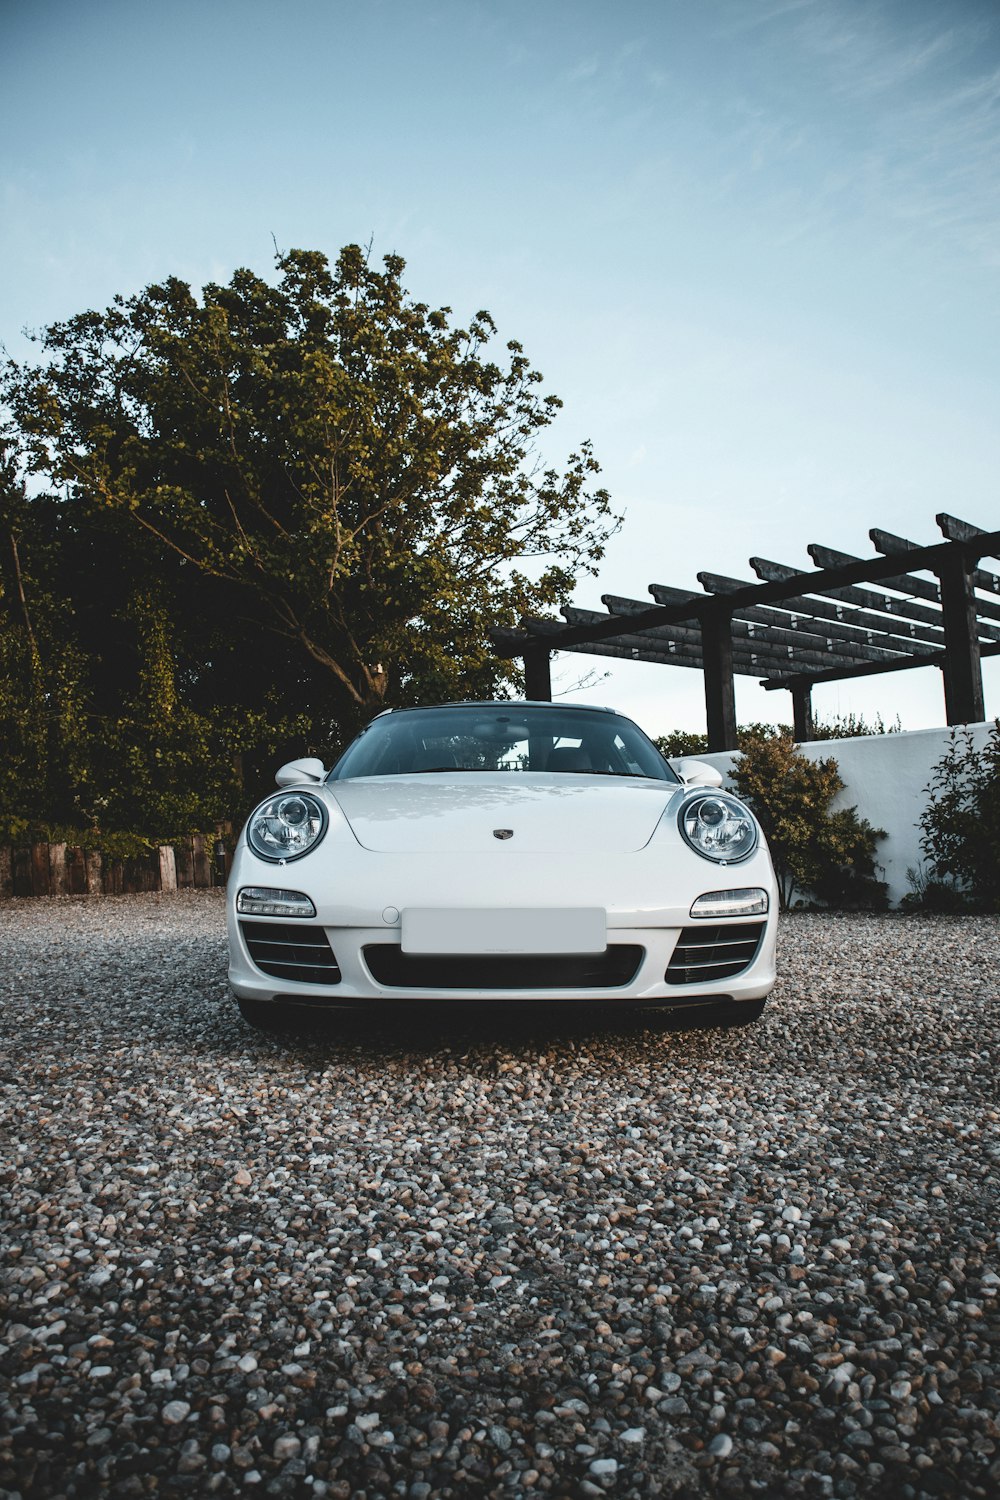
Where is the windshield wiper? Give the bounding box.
[405,766,662,778]
[550,768,655,779]
[408,765,483,774]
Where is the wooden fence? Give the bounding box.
[0,833,232,899]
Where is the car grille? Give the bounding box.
[240,922,342,985]
[362,945,644,991]
[665,923,764,985]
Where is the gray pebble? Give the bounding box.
[0,895,996,1500]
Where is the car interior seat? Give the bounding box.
[545,746,592,772]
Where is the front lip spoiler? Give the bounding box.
[260,991,742,1010]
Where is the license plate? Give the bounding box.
[401,907,607,955]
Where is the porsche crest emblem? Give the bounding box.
[492,828,514,840]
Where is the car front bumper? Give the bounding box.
[228,916,777,1011]
[226,836,778,1013]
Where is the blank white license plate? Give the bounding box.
[401,907,607,955]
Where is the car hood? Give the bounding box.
[326,774,680,854]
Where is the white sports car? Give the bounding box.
[227,701,777,1029]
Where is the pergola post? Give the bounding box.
[936,553,985,724]
[701,607,737,751]
[791,682,814,742]
[523,646,552,702]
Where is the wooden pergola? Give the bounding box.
[491,514,1000,751]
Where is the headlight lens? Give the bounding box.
[679,792,758,864]
[236,887,316,917]
[247,793,328,862]
[690,888,768,918]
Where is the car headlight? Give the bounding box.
[246,792,328,862]
[236,887,316,917]
[679,792,758,864]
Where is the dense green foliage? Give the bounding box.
[730,730,888,911]
[653,712,897,763]
[655,729,711,758]
[811,711,901,740]
[0,246,617,841]
[654,723,791,760]
[912,722,1000,912]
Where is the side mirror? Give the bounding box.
[275,757,327,787]
[671,758,724,788]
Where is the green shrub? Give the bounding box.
[914,722,1000,913]
[811,711,901,740]
[730,730,887,912]
[655,714,895,764]
[900,865,971,914]
[655,724,794,760]
[655,730,709,758]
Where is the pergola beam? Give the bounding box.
[762,638,1000,691]
[872,526,1000,597]
[749,556,1000,639]
[809,541,1000,624]
[492,627,769,677]
[559,637,771,676]
[514,531,1000,651]
[558,611,775,671]
[690,575,942,657]
[600,594,926,666]
[563,609,923,681]
[505,612,880,678]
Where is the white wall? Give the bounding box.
[697,720,997,908]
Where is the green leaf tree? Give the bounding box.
[0,441,50,836]
[0,421,309,840]
[5,245,618,737]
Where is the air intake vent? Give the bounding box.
[240,922,341,985]
[666,923,764,986]
[362,946,643,991]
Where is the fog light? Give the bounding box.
[236,887,316,917]
[690,888,768,918]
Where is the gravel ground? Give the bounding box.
[0,893,998,1500]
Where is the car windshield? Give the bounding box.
[328,704,680,782]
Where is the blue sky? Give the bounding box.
[3,0,999,734]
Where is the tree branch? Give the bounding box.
[9,529,39,660]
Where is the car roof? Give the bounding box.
[376,700,619,717]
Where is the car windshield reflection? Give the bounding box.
[329,703,679,783]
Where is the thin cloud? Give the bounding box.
[566,57,600,83]
[701,1,1000,270]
